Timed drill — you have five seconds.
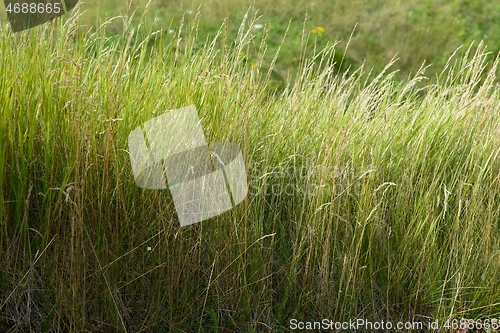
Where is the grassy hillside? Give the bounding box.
[1,2,500,332]
[3,0,500,82]
[45,0,500,82]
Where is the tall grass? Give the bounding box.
[46,0,500,84]
[2,5,500,332]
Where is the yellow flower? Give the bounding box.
[311,26,325,37]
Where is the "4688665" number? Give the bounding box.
[6,2,61,14]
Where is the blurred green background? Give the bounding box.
[3,0,500,83]
[16,0,500,82]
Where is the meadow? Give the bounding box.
[73,0,500,85]
[2,0,500,332]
